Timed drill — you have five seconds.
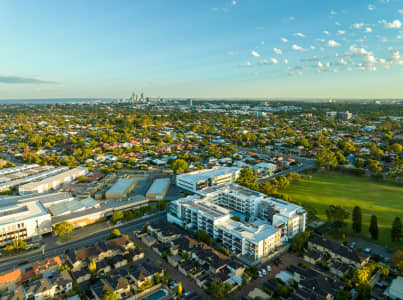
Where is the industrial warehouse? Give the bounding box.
[0,164,167,245]
[18,167,88,194]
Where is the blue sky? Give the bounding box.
[0,0,402,99]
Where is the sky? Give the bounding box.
[0,0,403,99]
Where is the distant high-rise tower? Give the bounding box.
[189,98,193,106]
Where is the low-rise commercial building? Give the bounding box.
[176,167,240,193]
[105,177,136,199]
[146,178,170,200]
[18,167,88,195]
[0,201,52,245]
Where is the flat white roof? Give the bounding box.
[19,167,87,190]
[0,201,50,226]
[106,178,136,195]
[147,178,170,195]
[218,219,279,243]
[177,167,240,184]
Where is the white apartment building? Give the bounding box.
[175,167,241,193]
[168,183,306,260]
[0,201,51,245]
[18,167,88,195]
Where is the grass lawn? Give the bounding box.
[281,172,403,248]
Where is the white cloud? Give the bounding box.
[258,58,278,65]
[349,45,370,56]
[353,23,365,29]
[251,50,260,57]
[323,30,330,35]
[328,40,340,47]
[273,48,282,55]
[283,59,289,64]
[330,10,337,15]
[380,19,402,29]
[292,44,306,51]
[238,61,253,68]
[337,30,346,35]
[338,58,348,65]
[232,0,237,5]
[363,54,377,65]
[335,22,341,26]
[310,45,316,50]
[317,61,324,68]
[294,32,305,37]
[368,4,376,11]
[316,38,325,42]
[366,27,373,32]
[227,51,238,55]
[289,16,295,21]
[399,10,403,15]
[281,38,288,43]
[392,50,400,61]
[261,41,265,45]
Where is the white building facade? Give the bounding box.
[0,201,52,245]
[175,167,241,193]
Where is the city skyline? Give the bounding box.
[1,0,403,99]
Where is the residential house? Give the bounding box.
[25,278,53,300]
[308,235,369,268]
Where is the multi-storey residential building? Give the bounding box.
[167,183,306,260]
[175,167,241,193]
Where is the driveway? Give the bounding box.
[130,234,211,300]
[232,252,302,300]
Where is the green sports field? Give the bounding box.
[281,172,403,247]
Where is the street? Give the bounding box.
[0,212,166,273]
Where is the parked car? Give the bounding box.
[364,248,372,254]
[350,242,356,249]
[267,265,271,272]
[262,269,266,276]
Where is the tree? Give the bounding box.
[89,260,97,274]
[4,239,28,252]
[352,206,362,233]
[171,159,188,173]
[392,250,403,271]
[177,282,183,297]
[356,283,372,300]
[237,167,257,188]
[316,148,338,170]
[111,229,121,238]
[54,221,74,237]
[391,217,402,243]
[367,159,382,173]
[369,215,378,240]
[335,289,352,300]
[101,291,118,300]
[194,229,209,243]
[111,211,124,223]
[326,205,349,227]
[390,143,402,154]
[291,231,311,255]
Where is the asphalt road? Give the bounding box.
[0,212,166,273]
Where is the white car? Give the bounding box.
[267,265,271,272]
[262,269,266,276]
[258,271,263,278]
